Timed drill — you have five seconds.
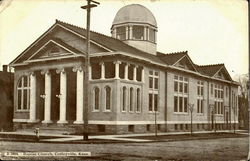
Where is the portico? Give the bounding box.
[26,59,144,124]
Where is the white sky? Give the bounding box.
[0,0,248,77]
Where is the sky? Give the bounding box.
[0,0,248,78]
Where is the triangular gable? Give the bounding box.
[173,55,198,72]
[213,66,232,81]
[9,21,112,66]
[27,39,83,61]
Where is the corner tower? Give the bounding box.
[111,4,157,55]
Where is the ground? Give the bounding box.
[0,137,248,160]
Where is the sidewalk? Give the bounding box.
[0,130,248,143]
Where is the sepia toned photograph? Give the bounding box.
[0,0,248,160]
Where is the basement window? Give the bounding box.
[128,125,134,132]
[97,125,105,132]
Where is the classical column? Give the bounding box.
[141,67,145,83]
[129,25,133,39]
[89,65,92,80]
[28,72,38,123]
[124,63,128,80]
[100,62,105,79]
[144,26,147,41]
[154,29,157,43]
[133,65,137,81]
[41,70,52,123]
[114,61,121,79]
[73,66,84,124]
[112,28,116,38]
[56,68,68,124]
[126,26,129,40]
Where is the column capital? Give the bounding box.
[113,61,122,65]
[72,66,83,72]
[99,61,105,65]
[26,71,35,76]
[56,68,66,74]
[41,69,50,75]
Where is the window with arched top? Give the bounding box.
[93,87,100,111]
[136,88,141,112]
[129,87,134,112]
[105,86,111,111]
[17,76,30,110]
[122,86,127,112]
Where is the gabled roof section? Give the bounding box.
[195,63,232,81]
[157,51,198,72]
[27,38,84,61]
[157,51,187,65]
[28,38,84,60]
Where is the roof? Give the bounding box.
[157,51,187,65]
[10,19,234,83]
[56,20,164,64]
[112,4,157,27]
[195,64,224,77]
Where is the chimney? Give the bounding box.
[3,65,8,72]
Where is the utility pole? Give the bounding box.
[81,0,100,141]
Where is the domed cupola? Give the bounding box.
[111,4,157,55]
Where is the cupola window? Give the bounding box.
[116,26,126,40]
[132,25,144,40]
[149,28,155,43]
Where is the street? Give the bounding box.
[0,136,248,160]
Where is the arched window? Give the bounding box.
[105,86,111,111]
[136,88,141,112]
[129,87,134,112]
[17,76,30,110]
[93,87,100,111]
[122,86,127,112]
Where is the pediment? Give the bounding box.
[174,56,197,72]
[29,40,75,60]
[26,39,83,63]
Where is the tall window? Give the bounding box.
[211,83,213,95]
[93,87,100,111]
[116,26,126,40]
[174,75,188,113]
[132,25,144,40]
[149,70,159,112]
[214,84,223,114]
[122,86,127,112]
[129,87,134,112]
[105,86,111,111]
[17,76,30,110]
[136,88,141,112]
[197,81,204,113]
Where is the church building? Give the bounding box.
[9,4,239,134]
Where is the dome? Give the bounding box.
[112,4,157,27]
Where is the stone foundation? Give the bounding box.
[13,122,239,134]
